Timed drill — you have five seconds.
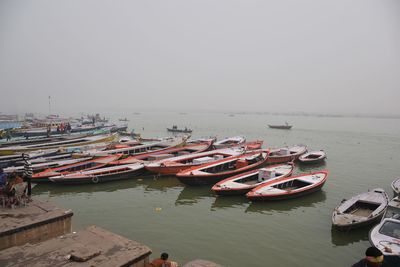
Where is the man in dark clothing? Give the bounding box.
[352,247,389,267]
[0,168,7,189]
[22,153,33,198]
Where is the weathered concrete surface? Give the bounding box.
[0,225,152,267]
[184,259,223,267]
[0,198,73,250]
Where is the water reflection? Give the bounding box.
[175,185,214,206]
[33,178,144,196]
[245,190,327,214]
[296,161,327,173]
[144,176,182,192]
[330,225,369,247]
[211,195,249,211]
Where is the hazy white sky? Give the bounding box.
[0,0,399,115]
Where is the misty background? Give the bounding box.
[0,0,399,116]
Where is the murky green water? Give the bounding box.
[33,112,400,266]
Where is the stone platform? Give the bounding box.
[0,198,73,250]
[0,225,152,267]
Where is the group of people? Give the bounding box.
[56,122,72,134]
[0,153,33,207]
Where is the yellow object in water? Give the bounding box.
[155,207,162,212]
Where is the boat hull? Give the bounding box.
[247,181,325,201]
[333,215,384,231]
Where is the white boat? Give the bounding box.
[213,136,246,149]
[298,150,326,164]
[392,178,400,196]
[212,163,294,195]
[369,197,400,256]
[332,188,389,231]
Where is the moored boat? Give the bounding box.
[391,178,400,196]
[298,150,326,164]
[32,154,121,183]
[167,125,192,133]
[212,163,294,195]
[246,170,328,201]
[267,145,307,164]
[111,140,214,166]
[176,150,268,185]
[332,188,389,231]
[49,163,145,185]
[145,147,244,176]
[369,197,400,256]
[213,136,246,149]
[0,133,117,155]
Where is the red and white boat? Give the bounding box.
[145,147,244,176]
[176,150,269,186]
[32,154,122,183]
[246,170,328,201]
[49,163,145,185]
[110,140,214,166]
[266,145,307,164]
[212,163,294,195]
[213,136,246,149]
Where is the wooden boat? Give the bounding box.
[332,188,389,231]
[298,150,326,164]
[176,150,268,185]
[77,136,188,157]
[32,154,121,183]
[4,157,92,175]
[12,124,102,138]
[391,178,400,196]
[0,149,59,168]
[267,145,307,164]
[0,133,117,155]
[49,163,145,185]
[213,136,246,149]
[167,125,192,133]
[111,140,213,166]
[369,197,400,255]
[145,147,244,176]
[246,170,328,201]
[268,123,292,130]
[212,163,294,195]
[118,118,129,122]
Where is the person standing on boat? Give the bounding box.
[22,153,33,200]
[0,168,7,190]
[352,247,389,267]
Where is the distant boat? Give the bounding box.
[268,122,292,130]
[167,125,193,133]
[119,118,129,122]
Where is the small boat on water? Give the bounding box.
[391,178,400,196]
[167,125,193,133]
[212,163,294,195]
[145,147,244,176]
[268,122,292,130]
[49,163,145,185]
[246,170,328,201]
[213,136,246,149]
[369,197,400,256]
[4,157,92,175]
[110,140,214,166]
[267,145,307,164]
[32,154,121,183]
[298,150,326,164]
[118,118,129,122]
[332,188,389,231]
[0,133,117,155]
[176,150,268,185]
[77,136,188,157]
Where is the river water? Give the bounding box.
[34,111,400,266]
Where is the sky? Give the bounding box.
[0,0,399,115]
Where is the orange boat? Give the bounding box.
[176,150,269,185]
[145,147,245,176]
[32,154,122,183]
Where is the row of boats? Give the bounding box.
[331,179,400,256]
[1,132,329,201]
